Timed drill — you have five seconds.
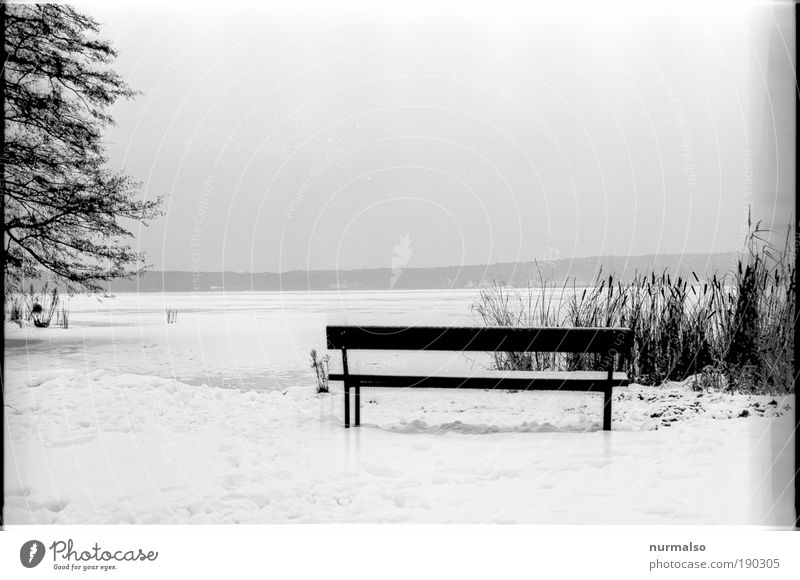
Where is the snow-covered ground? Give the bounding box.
[3,291,796,525]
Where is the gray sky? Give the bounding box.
[78,0,795,273]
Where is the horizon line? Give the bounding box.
[148,250,740,276]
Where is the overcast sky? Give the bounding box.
[77,0,795,273]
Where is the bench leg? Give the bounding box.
[602,386,612,431]
[344,384,350,428]
[354,386,360,426]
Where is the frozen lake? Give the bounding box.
[4,289,490,391]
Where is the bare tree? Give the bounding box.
[2,3,161,293]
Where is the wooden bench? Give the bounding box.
[327,325,633,431]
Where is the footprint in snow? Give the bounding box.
[361,463,402,479]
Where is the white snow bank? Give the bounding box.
[4,368,794,525]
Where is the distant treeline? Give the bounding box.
[85,253,739,293]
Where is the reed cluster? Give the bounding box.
[4,283,69,329]
[472,219,795,394]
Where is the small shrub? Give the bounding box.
[30,285,60,328]
[310,348,331,393]
[5,294,25,325]
[691,364,728,392]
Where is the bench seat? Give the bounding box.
[327,325,633,430]
[329,370,629,391]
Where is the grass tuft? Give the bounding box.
[310,349,331,393]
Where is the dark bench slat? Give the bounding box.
[327,325,632,354]
[327,324,631,430]
[330,371,629,391]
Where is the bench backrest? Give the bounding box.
[326,326,632,356]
